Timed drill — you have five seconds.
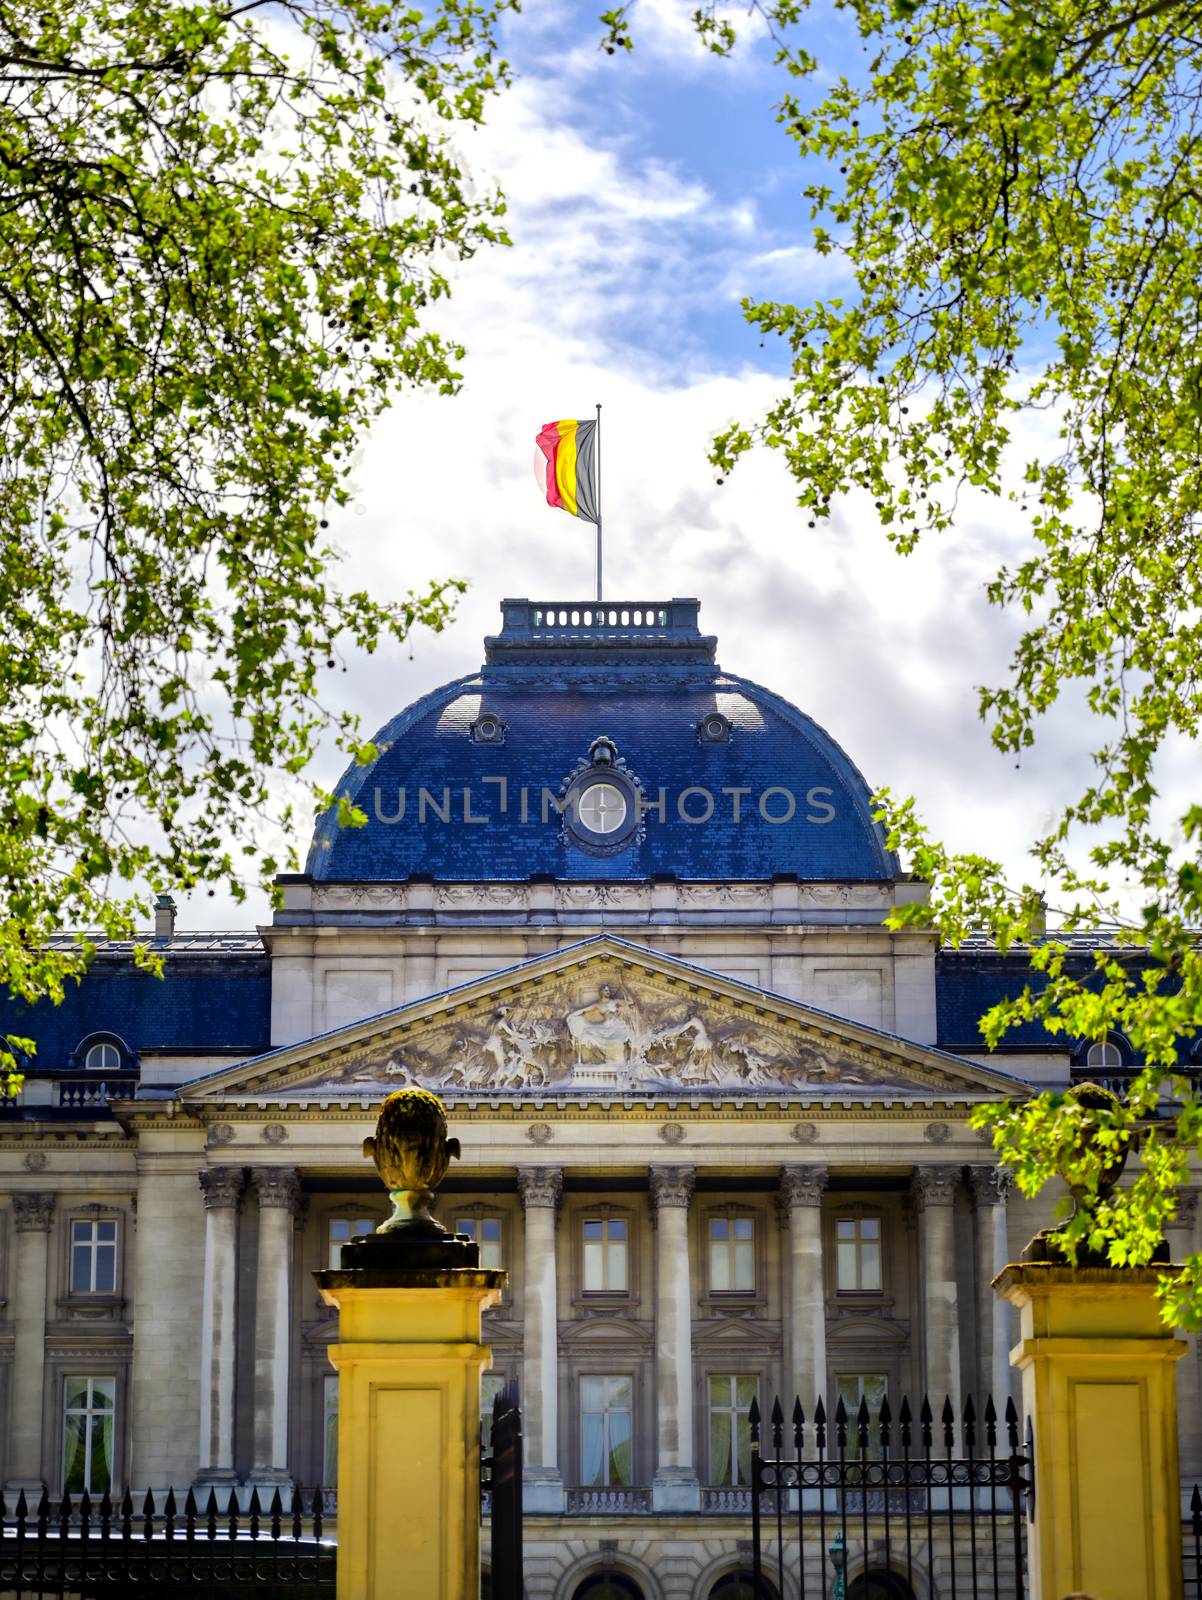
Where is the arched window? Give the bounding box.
[84,1041,122,1073]
[709,1573,781,1600]
[570,1575,645,1600]
[1086,1037,1124,1070]
[846,1571,917,1600]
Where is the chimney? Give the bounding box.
[154,892,177,941]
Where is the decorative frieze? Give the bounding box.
[923,1120,952,1144]
[525,1122,553,1145]
[12,1193,55,1232]
[649,1165,695,1214]
[208,1122,235,1147]
[517,1167,563,1212]
[251,1167,302,1214]
[198,1166,244,1210]
[261,1124,288,1145]
[780,1165,829,1210]
[913,1165,959,1210]
[658,1121,686,1144]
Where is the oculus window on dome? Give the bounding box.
[697,710,732,745]
[560,736,644,857]
[469,712,506,747]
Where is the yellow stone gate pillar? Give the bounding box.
[315,1088,507,1600]
[316,1266,505,1600]
[996,1263,1186,1600]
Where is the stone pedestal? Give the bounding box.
[316,1249,505,1600]
[996,1263,1186,1600]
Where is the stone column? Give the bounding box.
[650,1165,699,1512]
[968,1166,1013,1411]
[516,1166,563,1512]
[4,1194,55,1494]
[781,1166,829,1413]
[1166,1188,1201,1480]
[914,1165,961,1415]
[251,1167,301,1487]
[196,1167,243,1487]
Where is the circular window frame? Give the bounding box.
[563,768,641,857]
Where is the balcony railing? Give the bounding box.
[565,1487,652,1514]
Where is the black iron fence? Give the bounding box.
[482,1381,522,1600]
[750,1391,1031,1600]
[0,1485,335,1598]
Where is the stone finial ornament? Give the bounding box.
[364,1087,462,1237]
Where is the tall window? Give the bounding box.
[582,1218,627,1293]
[328,1217,375,1268]
[834,1373,888,1457]
[322,1375,338,1486]
[708,1374,757,1486]
[580,1375,632,1486]
[458,1216,503,1270]
[70,1219,117,1294]
[62,1377,115,1493]
[709,1215,755,1293]
[835,1215,882,1292]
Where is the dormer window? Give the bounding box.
[83,1040,123,1073]
[698,711,731,744]
[1086,1037,1125,1070]
[470,712,506,746]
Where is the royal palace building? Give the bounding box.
[0,598,1196,1600]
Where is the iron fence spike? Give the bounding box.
[204,1489,218,1519]
[813,1395,826,1425]
[79,1489,91,1520]
[120,1489,133,1519]
[36,1489,49,1519]
[964,1394,976,1423]
[184,1488,197,1518]
[1193,1484,1202,1525]
[270,1488,283,1515]
[142,1489,155,1517]
[164,1488,177,1517]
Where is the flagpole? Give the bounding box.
[595,402,603,603]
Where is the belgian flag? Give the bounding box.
[534,418,599,524]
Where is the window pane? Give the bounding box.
[836,1218,855,1241]
[607,1376,632,1409]
[836,1239,857,1290]
[735,1375,758,1408]
[734,1218,753,1241]
[354,1218,374,1236]
[95,1243,117,1293]
[607,1239,627,1291]
[860,1238,881,1291]
[92,1379,115,1408]
[710,1240,730,1292]
[710,1407,733,1486]
[583,1240,604,1291]
[860,1217,880,1241]
[64,1377,90,1410]
[733,1240,754,1292]
[735,1412,752,1487]
[608,1405,632,1486]
[323,1375,339,1484]
[710,1217,729,1242]
[97,1222,117,1243]
[584,1220,602,1240]
[709,1374,731,1408]
[581,1411,604,1485]
[482,1219,502,1243]
[481,1237,503,1271]
[71,1242,92,1294]
[63,1413,87,1493]
[90,1410,114,1493]
[581,1376,605,1409]
[607,1219,627,1242]
[459,1218,478,1239]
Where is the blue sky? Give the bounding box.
[176,0,1189,929]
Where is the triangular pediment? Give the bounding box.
[179,936,1027,1104]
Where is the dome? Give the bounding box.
[306,599,898,883]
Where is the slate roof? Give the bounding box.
[306,599,899,883]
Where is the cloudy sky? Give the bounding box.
[182,0,1130,928]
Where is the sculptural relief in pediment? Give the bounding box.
[317,969,930,1094]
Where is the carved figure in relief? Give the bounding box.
[567,986,637,1065]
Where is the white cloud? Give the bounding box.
[170,23,1191,936]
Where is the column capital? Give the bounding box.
[517,1166,563,1211]
[251,1166,302,1214]
[199,1166,244,1210]
[1169,1187,1199,1231]
[966,1165,1013,1208]
[12,1192,55,1232]
[649,1165,695,1214]
[913,1164,959,1210]
[780,1164,829,1210]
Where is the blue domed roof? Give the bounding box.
[307,599,898,882]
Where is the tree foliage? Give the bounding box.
[652,0,1202,1318]
[0,0,513,1066]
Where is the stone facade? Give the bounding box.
[0,598,1194,1600]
